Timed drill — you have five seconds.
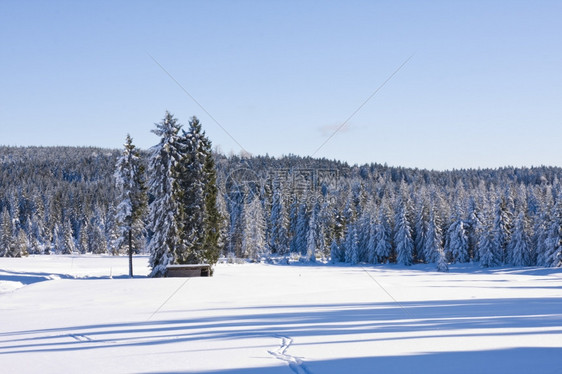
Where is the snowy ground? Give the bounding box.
[1,256,561,374]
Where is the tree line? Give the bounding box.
[1,115,562,271]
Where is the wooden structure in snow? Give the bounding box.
[165,264,212,277]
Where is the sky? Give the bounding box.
[1,0,561,171]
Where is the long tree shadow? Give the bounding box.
[0,269,75,285]
[0,269,148,286]
[1,297,561,356]
[142,347,562,374]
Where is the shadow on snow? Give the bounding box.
[1,298,561,355]
[142,347,562,374]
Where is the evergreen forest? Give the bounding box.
[2,117,562,270]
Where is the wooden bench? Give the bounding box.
[165,264,212,277]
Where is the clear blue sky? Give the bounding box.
[1,0,561,170]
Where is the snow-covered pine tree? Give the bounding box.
[147,112,183,276]
[105,205,120,255]
[201,124,223,265]
[78,223,89,254]
[544,191,562,267]
[436,246,449,272]
[291,199,308,255]
[374,207,392,263]
[356,201,375,263]
[351,227,359,265]
[478,218,499,267]
[175,117,206,264]
[90,214,108,254]
[424,207,443,264]
[344,223,359,265]
[535,207,550,266]
[52,223,62,254]
[288,197,299,254]
[215,190,230,257]
[330,238,340,263]
[523,186,538,264]
[62,219,76,254]
[24,219,37,255]
[171,116,222,266]
[508,211,531,266]
[446,219,470,263]
[226,193,244,258]
[343,193,356,229]
[316,200,329,259]
[46,191,62,252]
[491,197,512,264]
[394,200,413,265]
[28,210,45,255]
[413,198,428,263]
[14,229,29,257]
[268,183,289,255]
[329,205,346,257]
[465,197,481,261]
[0,209,12,257]
[330,238,340,264]
[367,218,377,263]
[344,224,352,263]
[0,207,24,257]
[114,134,147,277]
[478,232,496,267]
[306,209,317,262]
[241,195,266,261]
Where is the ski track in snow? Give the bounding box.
[268,335,310,374]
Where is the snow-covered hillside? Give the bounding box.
[1,256,561,373]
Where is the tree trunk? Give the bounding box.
[128,229,133,278]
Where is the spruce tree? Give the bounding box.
[534,207,549,266]
[115,134,147,277]
[367,219,377,263]
[268,183,289,255]
[413,199,428,262]
[174,119,205,264]
[147,112,183,276]
[175,116,221,265]
[436,246,449,272]
[424,208,444,264]
[544,192,562,267]
[491,197,512,264]
[0,209,12,257]
[394,201,413,265]
[147,114,221,275]
[466,197,481,261]
[478,220,499,267]
[90,215,108,254]
[292,200,308,255]
[62,219,76,255]
[306,209,318,262]
[374,207,392,263]
[29,210,45,255]
[509,211,531,266]
[201,130,222,264]
[14,229,29,257]
[78,223,89,254]
[241,195,266,261]
[447,220,470,263]
[215,191,230,257]
[346,224,359,265]
[52,223,62,254]
[330,238,340,263]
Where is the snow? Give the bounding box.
[1,256,561,373]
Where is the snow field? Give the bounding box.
[1,256,561,373]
